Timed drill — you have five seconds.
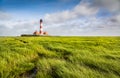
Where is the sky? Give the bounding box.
[0,0,120,36]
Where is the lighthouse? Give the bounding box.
[32,19,48,36]
[40,19,43,35]
[21,19,48,36]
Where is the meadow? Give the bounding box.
[0,36,120,78]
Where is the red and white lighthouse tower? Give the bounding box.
[40,19,43,35]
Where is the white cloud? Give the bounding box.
[112,14,120,23]
[0,19,39,36]
[44,1,98,24]
[46,16,120,36]
[0,11,11,20]
[44,0,120,24]
[91,0,120,12]
[43,0,120,36]
[116,14,120,23]
[73,2,98,16]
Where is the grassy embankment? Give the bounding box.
[0,37,120,78]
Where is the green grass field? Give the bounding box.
[0,36,120,78]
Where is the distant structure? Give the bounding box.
[33,30,39,35]
[33,19,48,36]
[43,31,48,35]
[21,19,48,36]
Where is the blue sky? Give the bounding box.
[0,0,120,36]
[1,0,80,18]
